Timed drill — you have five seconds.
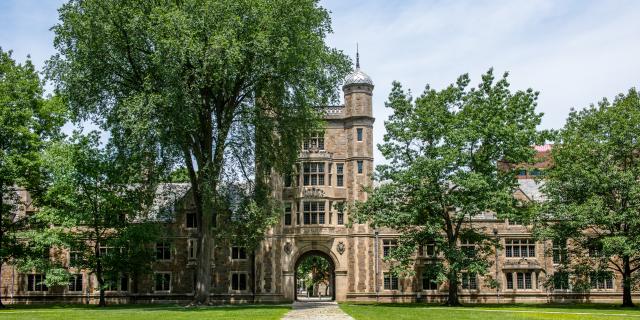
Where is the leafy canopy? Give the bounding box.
[47,0,350,303]
[0,48,65,305]
[38,132,160,305]
[534,88,640,306]
[355,69,543,305]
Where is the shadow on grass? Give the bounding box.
[0,303,290,313]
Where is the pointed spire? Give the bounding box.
[356,43,360,69]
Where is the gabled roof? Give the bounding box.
[143,183,191,222]
[516,179,545,202]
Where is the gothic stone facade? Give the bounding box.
[2,67,639,304]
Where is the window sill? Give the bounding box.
[503,289,541,292]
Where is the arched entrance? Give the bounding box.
[294,250,336,301]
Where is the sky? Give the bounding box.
[1,0,639,165]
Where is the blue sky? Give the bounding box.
[2,0,639,164]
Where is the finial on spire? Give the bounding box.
[356,43,360,69]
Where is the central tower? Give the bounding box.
[341,50,375,206]
[254,52,375,303]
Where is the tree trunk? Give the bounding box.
[622,255,634,307]
[194,186,213,304]
[192,110,231,304]
[194,228,212,304]
[447,269,461,306]
[95,244,106,307]
[132,272,139,294]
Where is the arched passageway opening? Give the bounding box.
[294,250,336,301]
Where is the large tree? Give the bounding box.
[0,48,65,307]
[355,70,543,305]
[47,0,350,303]
[38,132,160,307]
[533,89,640,307]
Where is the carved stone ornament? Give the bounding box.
[284,242,292,255]
[303,187,326,199]
[337,242,345,255]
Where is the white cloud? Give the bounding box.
[2,0,639,165]
[322,0,640,165]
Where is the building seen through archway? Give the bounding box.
[295,251,335,301]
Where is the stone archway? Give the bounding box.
[293,250,336,301]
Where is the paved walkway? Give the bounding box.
[282,301,354,320]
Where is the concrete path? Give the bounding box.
[282,301,354,320]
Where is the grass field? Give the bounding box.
[3,303,640,320]
[339,303,640,320]
[0,304,290,320]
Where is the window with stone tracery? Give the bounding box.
[336,163,344,187]
[505,239,535,258]
[303,162,325,186]
[303,201,325,225]
[303,133,324,151]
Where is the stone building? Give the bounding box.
[1,58,637,305]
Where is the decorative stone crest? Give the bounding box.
[284,242,292,255]
[337,241,345,255]
[303,187,326,199]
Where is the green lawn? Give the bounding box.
[339,303,640,320]
[0,304,290,320]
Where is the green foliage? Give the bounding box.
[533,88,640,306]
[167,167,190,183]
[47,0,350,302]
[296,255,331,294]
[37,132,160,306]
[355,69,543,305]
[214,184,280,250]
[0,47,66,305]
